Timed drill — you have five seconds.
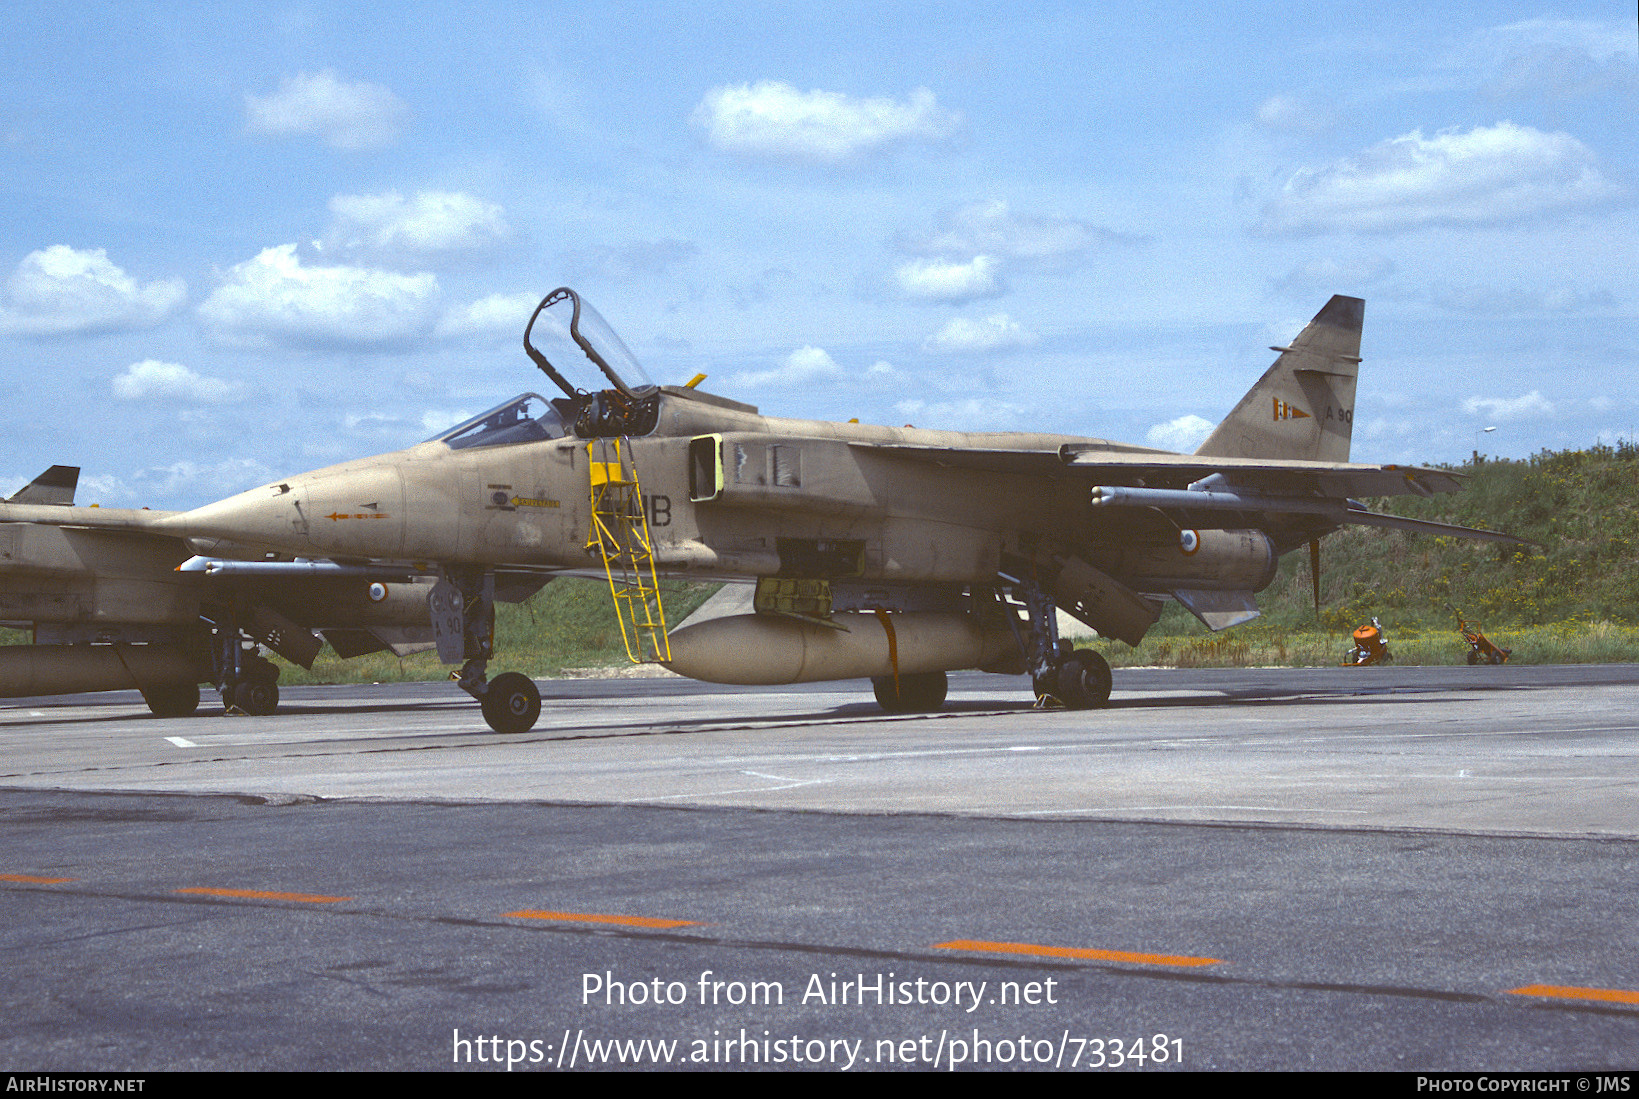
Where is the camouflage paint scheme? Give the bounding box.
[106,289,1515,732]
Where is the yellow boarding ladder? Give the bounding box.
[585,438,671,663]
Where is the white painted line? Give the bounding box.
[634,769,833,801]
[164,736,198,748]
[1015,805,1372,815]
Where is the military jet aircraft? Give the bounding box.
[148,288,1518,733]
[0,466,453,715]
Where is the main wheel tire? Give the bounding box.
[1055,649,1112,710]
[482,672,541,733]
[142,682,200,718]
[233,679,280,716]
[872,670,948,714]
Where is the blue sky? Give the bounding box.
[2,2,1634,508]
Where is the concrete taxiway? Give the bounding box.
[4,665,1637,835]
[3,666,1637,1071]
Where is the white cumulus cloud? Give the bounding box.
[1463,391,1555,422]
[692,82,959,163]
[1259,121,1621,235]
[245,71,409,150]
[921,313,1036,354]
[420,408,475,435]
[733,345,843,388]
[436,291,543,338]
[324,190,509,256]
[112,360,243,404]
[893,397,1027,432]
[895,255,1002,302]
[1145,414,1217,452]
[0,246,185,336]
[129,459,276,506]
[1473,18,1639,100]
[903,200,1127,269]
[198,244,441,349]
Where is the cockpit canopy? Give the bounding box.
[524,287,657,402]
[430,393,571,450]
[521,287,661,438]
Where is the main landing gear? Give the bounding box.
[203,611,282,716]
[1011,575,1112,710]
[435,569,542,734]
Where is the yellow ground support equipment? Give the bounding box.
[585,438,671,663]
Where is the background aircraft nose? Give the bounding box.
[160,480,313,555]
[161,464,407,560]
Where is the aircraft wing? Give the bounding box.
[853,442,1523,542]
[853,441,1464,496]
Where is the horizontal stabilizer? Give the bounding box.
[7,465,79,506]
[1341,507,1531,544]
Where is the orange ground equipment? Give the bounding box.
[1450,604,1511,665]
[1344,617,1392,666]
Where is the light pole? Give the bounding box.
[1474,425,1496,462]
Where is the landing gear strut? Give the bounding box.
[203,610,281,716]
[1008,574,1112,710]
[435,569,542,734]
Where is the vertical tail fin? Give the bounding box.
[6,465,79,506]
[1195,296,1362,463]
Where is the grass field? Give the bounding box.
[272,576,722,684]
[1064,612,1639,669]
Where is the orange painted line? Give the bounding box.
[503,909,699,929]
[1508,984,1639,1006]
[0,873,76,884]
[934,938,1222,968]
[176,886,351,904]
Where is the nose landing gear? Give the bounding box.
[433,569,543,733]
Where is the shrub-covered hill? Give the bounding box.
[1249,442,1639,634]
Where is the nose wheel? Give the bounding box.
[435,570,545,733]
[480,672,541,734]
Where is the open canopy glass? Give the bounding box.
[524,287,657,401]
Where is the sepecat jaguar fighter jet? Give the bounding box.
[155,288,1519,732]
